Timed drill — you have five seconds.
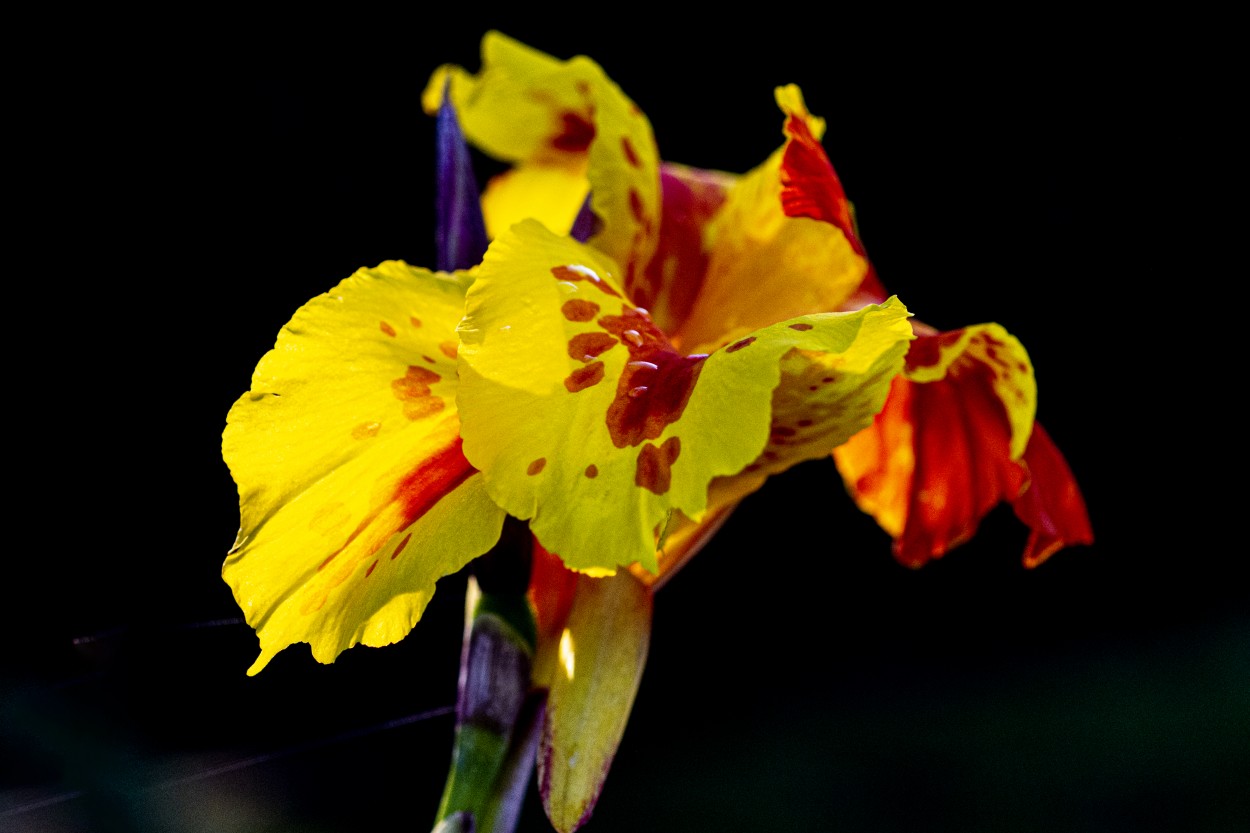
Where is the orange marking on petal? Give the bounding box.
[528,458,547,476]
[403,397,446,421]
[562,298,601,322]
[726,337,756,353]
[439,340,459,359]
[585,464,599,478]
[410,316,423,328]
[422,355,437,364]
[635,436,681,495]
[565,362,605,393]
[352,421,381,439]
[380,321,397,337]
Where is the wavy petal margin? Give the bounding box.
[223,262,505,673]
[456,220,912,573]
[833,324,1090,566]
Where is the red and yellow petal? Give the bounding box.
[457,220,912,574]
[830,323,1089,567]
[222,262,505,673]
[670,90,869,354]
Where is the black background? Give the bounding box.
[6,15,1242,833]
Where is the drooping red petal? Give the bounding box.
[1011,422,1094,567]
[778,100,866,258]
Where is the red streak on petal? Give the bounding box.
[527,458,547,476]
[380,321,397,337]
[366,561,378,577]
[779,112,865,257]
[410,316,423,328]
[726,337,756,353]
[628,189,645,223]
[789,322,814,331]
[393,532,412,559]
[317,440,473,572]
[439,340,459,359]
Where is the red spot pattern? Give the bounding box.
[585,464,598,478]
[789,322,814,331]
[366,561,378,577]
[598,307,706,448]
[726,337,756,353]
[380,321,397,337]
[527,458,547,476]
[552,112,596,153]
[439,340,459,360]
[635,436,681,495]
[568,332,618,361]
[628,189,645,223]
[905,330,966,371]
[393,532,412,559]
[621,136,640,167]
[552,264,621,298]
[562,299,601,322]
[565,362,605,393]
[410,317,423,328]
[391,366,445,421]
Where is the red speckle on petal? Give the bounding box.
[565,362,605,392]
[636,436,681,495]
[422,355,437,364]
[797,419,814,427]
[552,264,621,298]
[527,458,547,476]
[621,136,641,167]
[562,299,601,322]
[726,337,756,353]
[585,464,598,478]
[568,332,618,361]
[410,317,423,328]
[393,532,412,559]
[439,340,459,360]
[366,561,378,577]
[552,112,595,153]
[629,189,645,223]
[789,322,814,331]
[772,426,798,438]
[599,308,706,448]
[380,321,397,337]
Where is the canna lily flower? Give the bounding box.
[222,31,1089,833]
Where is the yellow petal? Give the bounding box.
[223,261,505,673]
[537,571,651,833]
[425,32,661,300]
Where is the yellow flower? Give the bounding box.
[223,31,1089,832]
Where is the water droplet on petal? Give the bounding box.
[622,329,643,347]
[557,281,578,295]
[628,386,648,399]
[627,360,659,371]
